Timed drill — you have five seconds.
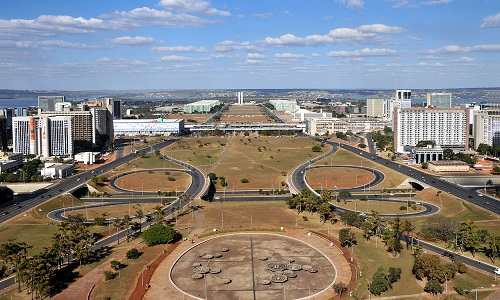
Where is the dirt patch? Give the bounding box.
[114,170,191,193]
[66,203,160,219]
[306,167,375,190]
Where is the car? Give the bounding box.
[495,268,500,275]
[1,211,9,216]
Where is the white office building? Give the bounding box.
[473,109,500,149]
[184,100,222,114]
[387,90,412,122]
[306,117,388,136]
[427,93,452,108]
[12,116,39,155]
[75,152,100,165]
[113,118,184,136]
[393,108,469,153]
[366,98,387,118]
[41,163,74,179]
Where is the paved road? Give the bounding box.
[330,141,500,215]
[305,165,384,192]
[0,149,208,291]
[0,139,179,224]
[365,133,376,155]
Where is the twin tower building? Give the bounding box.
[12,96,120,158]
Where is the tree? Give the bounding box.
[369,267,391,295]
[127,248,141,259]
[340,211,363,227]
[0,241,31,291]
[339,228,357,248]
[153,206,165,224]
[456,221,481,256]
[338,191,352,200]
[443,148,454,160]
[142,224,177,246]
[402,220,415,249]
[122,215,132,242]
[424,279,444,295]
[382,218,403,255]
[0,187,14,204]
[135,207,144,233]
[333,282,348,297]
[477,143,492,155]
[484,233,500,262]
[318,203,331,223]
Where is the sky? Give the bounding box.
[0,0,500,90]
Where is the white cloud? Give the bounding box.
[253,12,273,19]
[246,59,262,65]
[274,52,306,59]
[160,55,192,62]
[112,36,154,45]
[422,0,452,5]
[328,48,397,58]
[214,40,258,53]
[159,0,231,16]
[389,0,452,7]
[247,52,265,59]
[427,44,500,54]
[153,45,206,52]
[452,56,475,63]
[105,7,208,28]
[418,61,445,67]
[264,24,403,46]
[39,40,97,49]
[337,0,364,9]
[0,15,106,35]
[481,12,500,28]
[96,57,148,67]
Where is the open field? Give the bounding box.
[114,170,191,192]
[218,105,272,124]
[66,203,160,219]
[335,199,426,215]
[165,136,323,189]
[306,166,374,190]
[165,113,210,123]
[0,194,108,254]
[315,148,408,189]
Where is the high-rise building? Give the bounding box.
[40,111,93,145]
[237,92,244,105]
[387,90,412,122]
[38,96,65,112]
[427,93,452,108]
[393,107,468,153]
[42,116,73,157]
[0,117,7,151]
[16,107,28,117]
[55,102,72,112]
[366,98,387,118]
[12,116,39,155]
[91,108,113,146]
[473,109,500,149]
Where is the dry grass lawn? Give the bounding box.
[306,166,374,190]
[335,199,426,215]
[218,105,273,123]
[114,170,191,192]
[165,113,210,123]
[66,203,160,219]
[315,148,408,189]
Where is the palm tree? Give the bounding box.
[0,241,31,291]
[122,215,132,242]
[153,206,165,224]
[135,207,145,233]
[112,218,124,244]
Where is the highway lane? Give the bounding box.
[0,149,208,291]
[331,141,500,215]
[0,138,178,224]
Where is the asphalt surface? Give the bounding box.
[305,165,384,192]
[0,148,208,291]
[0,139,179,223]
[329,141,500,215]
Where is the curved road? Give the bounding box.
[0,139,179,223]
[330,198,440,218]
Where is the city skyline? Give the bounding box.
[0,0,500,90]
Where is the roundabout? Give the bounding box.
[167,233,340,300]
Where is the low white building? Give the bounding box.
[41,163,74,179]
[306,117,388,136]
[113,118,184,136]
[293,109,332,122]
[269,99,298,113]
[183,100,221,114]
[0,152,23,173]
[74,152,100,165]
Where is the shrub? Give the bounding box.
[143,224,177,246]
[240,178,249,183]
[312,145,322,152]
[104,271,117,281]
[455,261,467,274]
[369,267,391,295]
[454,285,471,296]
[424,279,443,295]
[110,260,124,270]
[127,248,141,259]
[388,267,401,284]
[399,205,406,211]
[168,176,176,181]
